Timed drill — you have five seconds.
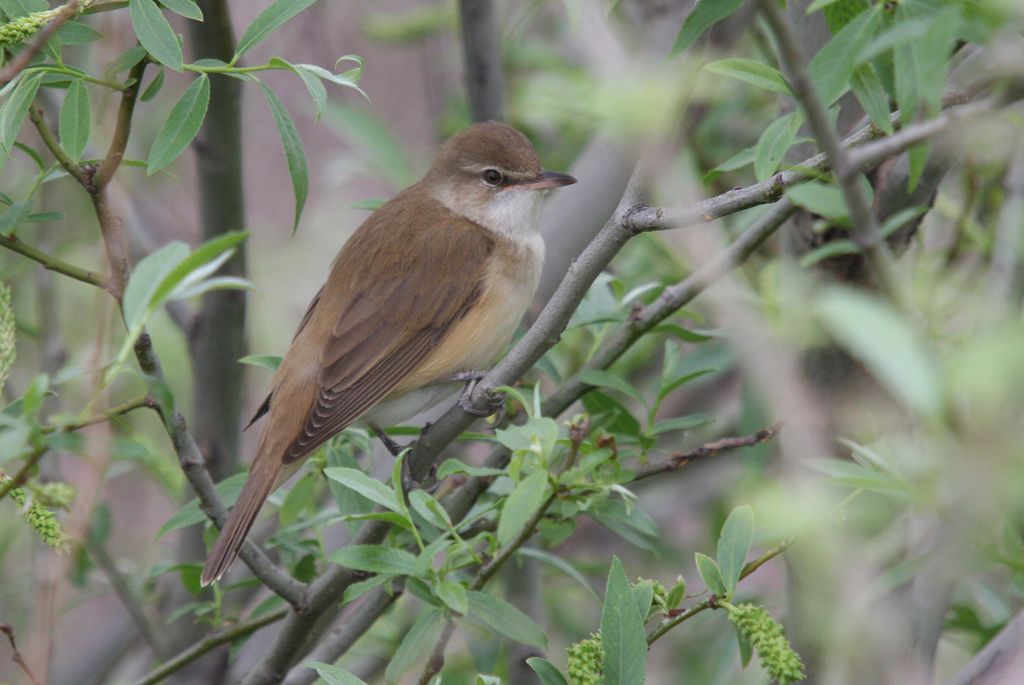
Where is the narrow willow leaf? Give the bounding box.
[496,469,548,546]
[850,64,893,134]
[818,287,942,415]
[600,557,647,685]
[717,505,754,595]
[1,72,42,153]
[808,6,881,107]
[520,547,600,601]
[322,467,400,512]
[259,81,308,234]
[580,368,646,404]
[527,657,569,685]
[307,662,368,685]
[705,58,791,95]
[799,239,860,268]
[235,0,318,59]
[122,241,191,332]
[330,544,421,577]
[671,0,745,55]
[59,79,91,161]
[785,181,849,225]
[158,0,203,21]
[140,68,165,102]
[695,552,727,596]
[435,577,468,615]
[466,590,548,648]
[753,111,804,182]
[129,0,183,71]
[385,609,444,685]
[147,74,210,174]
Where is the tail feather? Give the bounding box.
[201,463,278,586]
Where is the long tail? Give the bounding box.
[200,460,279,586]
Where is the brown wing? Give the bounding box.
[280,192,495,463]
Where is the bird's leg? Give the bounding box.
[369,423,405,458]
[451,370,506,421]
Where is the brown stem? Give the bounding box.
[0,0,82,87]
[1,624,42,685]
[633,424,782,481]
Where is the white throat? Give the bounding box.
[433,183,544,243]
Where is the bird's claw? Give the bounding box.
[454,370,505,419]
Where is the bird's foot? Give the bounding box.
[370,423,406,458]
[452,370,505,420]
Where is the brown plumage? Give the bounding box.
[201,122,575,586]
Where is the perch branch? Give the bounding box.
[0,0,82,87]
[634,423,782,481]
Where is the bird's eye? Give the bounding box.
[482,169,503,187]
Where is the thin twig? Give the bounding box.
[133,334,308,608]
[129,607,289,685]
[28,105,92,187]
[416,620,457,685]
[85,535,171,659]
[1,624,42,685]
[756,0,898,295]
[0,445,47,500]
[0,0,82,87]
[0,233,108,290]
[41,395,151,434]
[633,423,782,481]
[646,538,794,644]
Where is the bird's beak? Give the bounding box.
[517,170,577,190]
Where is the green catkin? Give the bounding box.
[566,632,603,685]
[2,475,68,550]
[0,1,93,49]
[728,603,806,685]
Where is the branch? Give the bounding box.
[85,535,171,659]
[0,0,82,87]
[756,0,898,295]
[28,104,91,187]
[456,0,504,122]
[280,585,402,685]
[0,445,48,500]
[633,423,782,481]
[646,538,794,645]
[133,334,307,608]
[0,233,108,290]
[93,57,145,190]
[41,395,152,434]
[129,607,289,685]
[945,608,1024,685]
[0,624,41,685]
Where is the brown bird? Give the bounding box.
[201,122,576,585]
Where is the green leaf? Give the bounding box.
[527,657,569,685]
[408,489,452,530]
[280,60,328,122]
[600,556,647,685]
[435,459,505,479]
[907,141,931,193]
[466,590,548,648]
[158,0,202,21]
[157,472,247,537]
[435,577,468,615]
[799,239,860,268]
[580,369,645,405]
[785,181,849,225]
[735,623,754,667]
[809,6,880,107]
[385,608,445,684]
[649,413,713,436]
[1,72,42,153]
[632,579,655,620]
[817,287,942,415]
[496,469,549,547]
[307,662,368,685]
[323,467,400,513]
[582,391,641,438]
[122,241,190,331]
[850,64,893,135]
[812,458,918,500]
[330,544,421,577]
[129,0,183,71]
[695,552,726,597]
[0,201,33,233]
[494,416,560,457]
[705,58,791,95]
[520,547,600,601]
[238,354,282,372]
[140,68,165,102]
[704,145,756,184]
[107,45,149,75]
[235,0,318,59]
[147,74,210,175]
[58,79,91,162]
[754,111,804,182]
[279,472,316,525]
[671,0,745,55]
[258,81,308,234]
[717,505,753,596]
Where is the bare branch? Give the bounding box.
[0,233,108,290]
[633,424,782,481]
[130,607,288,685]
[41,395,151,434]
[1,623,41,685]
[945,609,1024,685]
